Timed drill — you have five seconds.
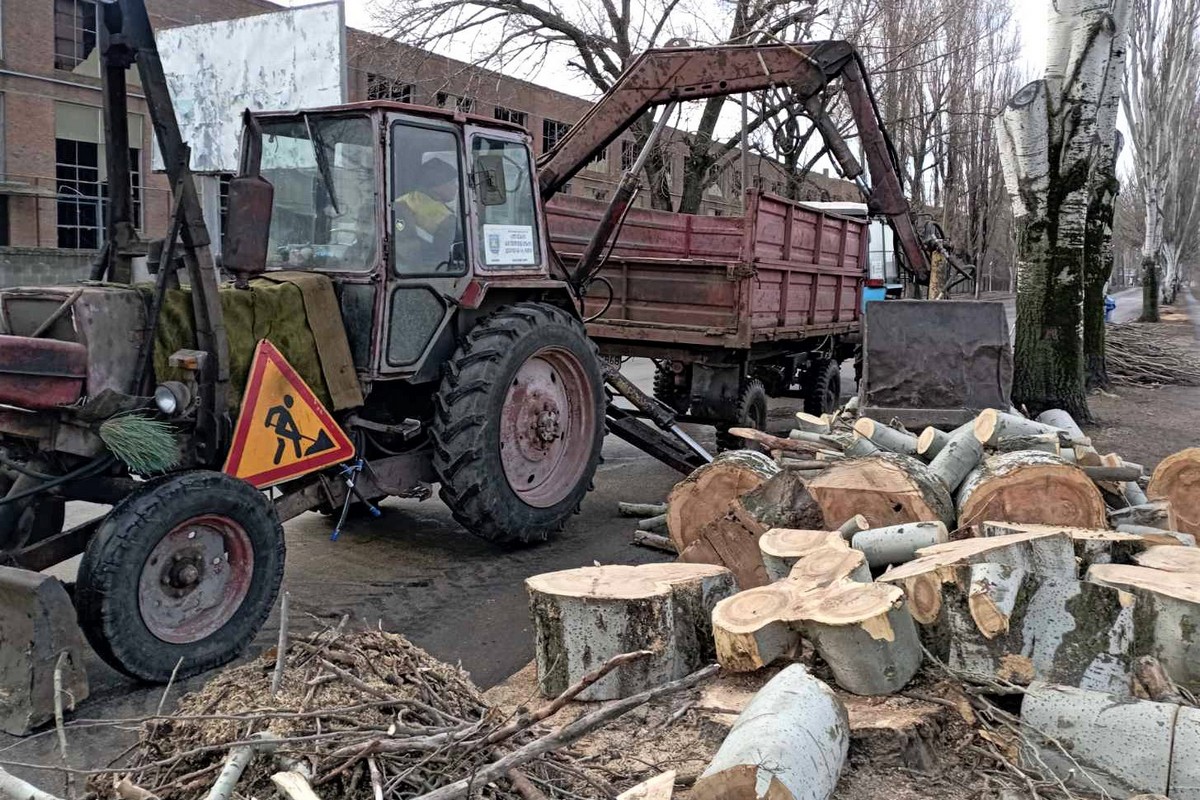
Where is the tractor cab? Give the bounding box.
[227,103,568,382]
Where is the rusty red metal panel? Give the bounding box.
[0,335,87,409]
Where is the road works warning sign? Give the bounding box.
[223,339,354,488]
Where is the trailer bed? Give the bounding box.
[546,190,868,353]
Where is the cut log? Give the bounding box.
[729,427,828,455]
[927,425,984,492]
[973,408,1065,446]
[1148,448,1200,536]
[637,514,668,532]
[666,451,779,553]
[1087,563,1200,690]
[619,502,668,518]
[632,531,677,554]
[527,563,737,700]
[996,432,1062,455]
[617,771,675,800]
[710,582,802,672]
[794,412,832,434]
[678,509,768,590]
[842,435,881,458]
[786,545,871,589]
[692,664,848,800]
[798,582,923,695]
[789,430,845,451]
[1126,480,1151,507]
[886,561,1136,692]
[1109,501,1174,530]
[1133,545,1200,574]
[1117,524,1196,546]
[759,529,847,582]
[851,522,949,568]
[956,451,1107,530]
[807,453,956,530]
[1035,409,1085,441]
[916,427,951,460]
[737,469,826,532]
[977,521,1188,569]
[1020,683,1176,798]
[836,514,870,539]
[853,418,919,456]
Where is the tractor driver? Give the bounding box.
[393,157,463,273]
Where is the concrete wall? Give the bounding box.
[0,247,94,288]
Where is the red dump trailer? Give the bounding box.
[546,189,869,445]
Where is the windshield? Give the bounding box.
[471,137,540,269]
[260,115,377,272]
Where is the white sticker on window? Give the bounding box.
[482,224,537,266]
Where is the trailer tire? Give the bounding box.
[75,471,284,683]
[716,379,769,452]
[432,302,605,545]
[653,363,691,414]
[803,359,842,416]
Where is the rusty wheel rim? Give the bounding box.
[500,346,596,508]
[138,515,255,644]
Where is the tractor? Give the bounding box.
[0,0,944,684]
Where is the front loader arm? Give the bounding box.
[536,40,931,282]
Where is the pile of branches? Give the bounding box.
[1107,323,1200,386]
[90,625,709,800]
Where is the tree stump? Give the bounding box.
[1147,448,1200,536]
[1087,563,1200,690]
[973,409,1065,446]
[711,582,803,672]
[927,426,984,492]
[956,451,1107,530]
[759,529,847,582]
[692,664,848,800]
[526,563,737,700]
[666,451,779,553]
[807,453,956,530]
[853,418,919,456]
[851,522,949,568]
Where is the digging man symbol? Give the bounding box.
[264,394,335,465]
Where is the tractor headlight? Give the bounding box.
[154,382,190,416]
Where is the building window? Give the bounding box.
[218,173,233,233]
[436,92,473,113]
[367,74,413,103]
[493,106,528,127]
[0,198,8,247]
[542,119,570,153]
[621,140,637,172]
[55,103,143,250]
[54,0,97,71]
[585,148,608,173]
[730,170,742,195]
[590,188,608,202]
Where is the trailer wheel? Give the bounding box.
[75,471,284,682]
[803,359,842,416]
[716,379,768,452]
[432,302,605,544]
[653,363,691,414]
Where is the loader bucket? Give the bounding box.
[0,566,89,735]
[858,300,1013,430]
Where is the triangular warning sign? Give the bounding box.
[223,339,355,488]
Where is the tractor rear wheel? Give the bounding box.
[75,471,284,682]
[432,302,605,545]
[803,359,842,416]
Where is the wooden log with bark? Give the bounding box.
[978,521,1188,570]
[794,412,832,434]
[927,425,984,492]
[758,529,847,582]
[1110,500,1174,530]
[955,451,1108,530]
[973,409,1067,446]
[787,545,872,589]
[666,451,779,553]
[1035,409,1086,441]
[691,665,848,800]
[711,576,922,694]
[806,453,956,530]
[526,563,736,700]
[1087,563,1200,690]
[996,433,1062,455]
[1117,524,1196,545]
[677,505,772,590]
[1147,448,1200,536]
[851,522,950,569]
[852,418,920,456]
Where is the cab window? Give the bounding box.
[391,124,467,276]
[471,137,540,269]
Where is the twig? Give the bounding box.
[272,591,291,700]
[53,652,75,800]
[412,664,720,800]
[631,531,677,554]
[617,502,667,518]
[367,757,383,800]
[506,770,549,800]
[203,732,278,800]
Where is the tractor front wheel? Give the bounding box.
[432,302,605,545]
[75,471,284,682]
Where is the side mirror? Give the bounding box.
[223,175,274,288]
[474,154,507,206]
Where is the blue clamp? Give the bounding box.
[330,458,382,541]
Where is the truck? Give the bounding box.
[0,0,941,690]
[547,191,869,448]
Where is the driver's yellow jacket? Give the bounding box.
[395,191,452,243]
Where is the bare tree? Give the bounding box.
[1125,0,1200,319]
[996,0,1131,419]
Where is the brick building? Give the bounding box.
[0,0,856,285]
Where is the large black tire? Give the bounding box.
[653,364,691,415]
[715,379,769,452]
[803,359,842,416]
[75,471,284,682]
[431,302,606,544]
